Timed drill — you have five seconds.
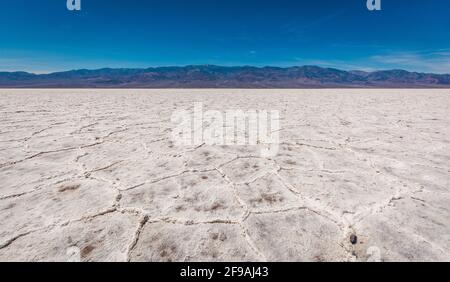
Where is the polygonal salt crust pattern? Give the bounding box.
[1,89,450,262]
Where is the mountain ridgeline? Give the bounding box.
[1,65,449,88]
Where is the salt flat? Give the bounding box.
[0,89,449,262]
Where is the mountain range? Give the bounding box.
[1,65,449,88]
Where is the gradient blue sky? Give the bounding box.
[1,0,449,73]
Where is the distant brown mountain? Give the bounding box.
[1,65,449,88]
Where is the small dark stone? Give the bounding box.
[350,234,358,245]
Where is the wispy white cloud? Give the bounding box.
[369,49,450,74]
[290,49,450,74]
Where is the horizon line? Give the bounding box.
[1,64,449,76]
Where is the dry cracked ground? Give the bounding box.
[0,89,449,262]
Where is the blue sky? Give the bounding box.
[1,0,449,73]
